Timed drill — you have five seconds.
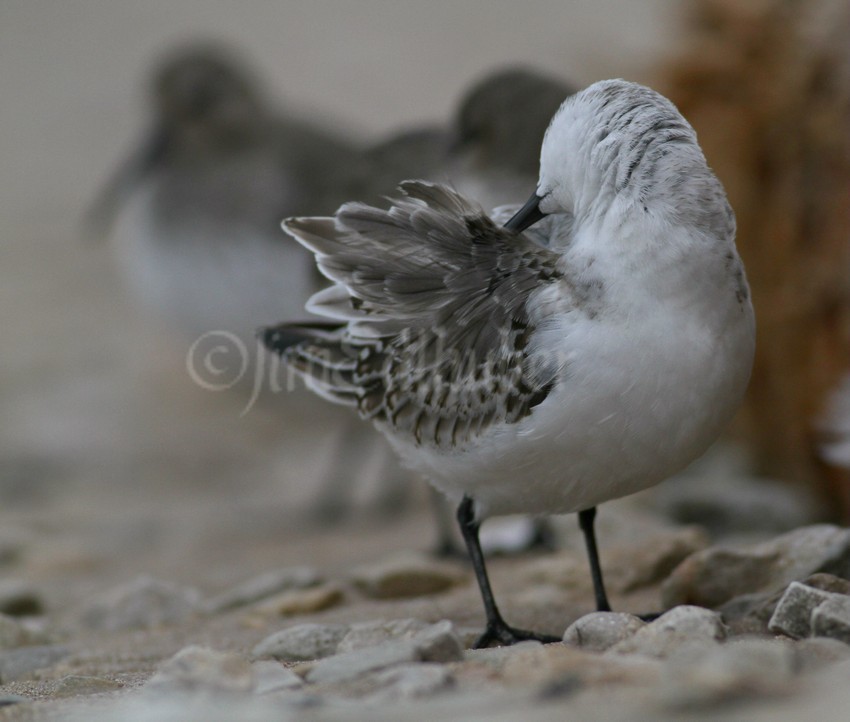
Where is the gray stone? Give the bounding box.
[0,644,69,682]
[662,524,850,608]
[52,674,124,697]
[0,580,43,617]
[609,606,727,658]
[349,552,466,599]
[410,620,464,662]
[251,623,349,662]
[305,639,421,685]
[80,576,202,631]
[563,612,646,652]
[204,567,322,613]
[145,645,253,695]
[336,618,428,654]
[660,636,798,707]
[366,663,454,701]
[305,620,463,685]
[719,573,850,635]
[250,660,304,694]
[768,581,836,639]
[812,595,850,644]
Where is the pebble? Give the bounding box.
[409,620,465,662]
[251,623,349,662]
[0,644,70,683]
[52,674,124,697]
[720,573,850,635]
[0,579,44,616]
[305,620,464,685]
[563,612,647,652]
[365,662,454,702]
[349,552,466,599]
[145,645,253,695]
[659,636,798,708]
[608,606,727,658]
[250,660,304,694]
[337,618,429,654]
[662,524,850,608]
[204,567,322,613]
[768,581,838,639]
[811,595,850,644]
[79,576,202,631]
[305,638,421,685]
[256,583,344,617]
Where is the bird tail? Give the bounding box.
[258,322,366,408]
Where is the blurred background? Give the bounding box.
[1,0,849,603]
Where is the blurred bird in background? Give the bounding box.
[86,42,407,524]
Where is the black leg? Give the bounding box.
[457,496,561,648]
[577,507,612,612]
[526,518,559,552]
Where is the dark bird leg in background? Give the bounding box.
[577,506,612,612]
[430,487,467,559]
[457,495,561,648]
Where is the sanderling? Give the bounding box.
[86,42,407,522]
[350,66,577,214]
[264,78,755,646]
[87,42,364,342]
[450,66,577,209]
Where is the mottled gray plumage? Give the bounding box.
[274,182,574,448]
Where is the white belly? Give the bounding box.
[386,298,755,518]
[111,187,319,342]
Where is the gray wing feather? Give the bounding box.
[281,181,563,449]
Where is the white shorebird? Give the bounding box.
[263,79,755,646]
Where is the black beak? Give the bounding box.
[503,193,546,233]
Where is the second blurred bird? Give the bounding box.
[89,40,577,538]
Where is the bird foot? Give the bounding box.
[473,621,561,649]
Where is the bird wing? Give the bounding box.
[268,181,566,449]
